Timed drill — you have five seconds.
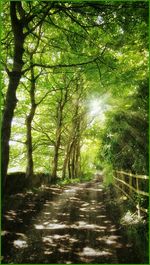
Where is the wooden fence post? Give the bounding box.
[114,170,148,215]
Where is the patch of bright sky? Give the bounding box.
[52,52,61,62]
[12,117,25,126]
[119,28,124,34]
[96,15,104,25]
[20,77,27,82]
[16,90,27,101]
[9,133,24,145]
[8,166,25,173]
[88,93,111,125]
[29,43,36,50]
[7,58,13,64]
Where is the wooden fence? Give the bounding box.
[113,170,149,216]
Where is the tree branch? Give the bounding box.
[24,5,52,37]
[32,125,55,146]
[63,9,89,34]
[36,90,51,106]
[22,57,97,74]
[10,139,26,145]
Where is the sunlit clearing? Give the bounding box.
[48,223,67,229]
[104,220,111,224]
[97,235,121,244]
[59,248,69,253]
[35,223,67,230]
[44,250,53,255]
[35,224,44,229]
[69,237,78,243]
[86,187,103,192]
[71,222,106,231]
[26,191,33,194]
[43,236,53,244]
[96,215,106,218]
[80,207,87,212]
[80,247,112,257]
[64,187,79,193]
[13,239,28,248]
[53,234,69,239]
[82,203,90,207]
[42,234,77,247]
[7,210,17,216]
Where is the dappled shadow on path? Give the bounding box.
[2,182,140,264]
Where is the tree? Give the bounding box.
[99,79,148,175]
[1,1,52,187]
[51,75,72,180]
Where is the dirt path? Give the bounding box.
[2,182,139,264]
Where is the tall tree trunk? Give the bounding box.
[62,132,73,179]
[67,141,74,179]
[74,140,81,177]
[1,2,25,188]
[62,143,70,179]
[68,158,72,179]
[71,144,76,178]
[51,101,63,181]
[26,117,34,179]
[51,133,61,181]
[26,106,36,179]
[51,87,68,181]
[25,61,37,180]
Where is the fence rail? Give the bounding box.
[115,170,149,180]
[113,170,149,215]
